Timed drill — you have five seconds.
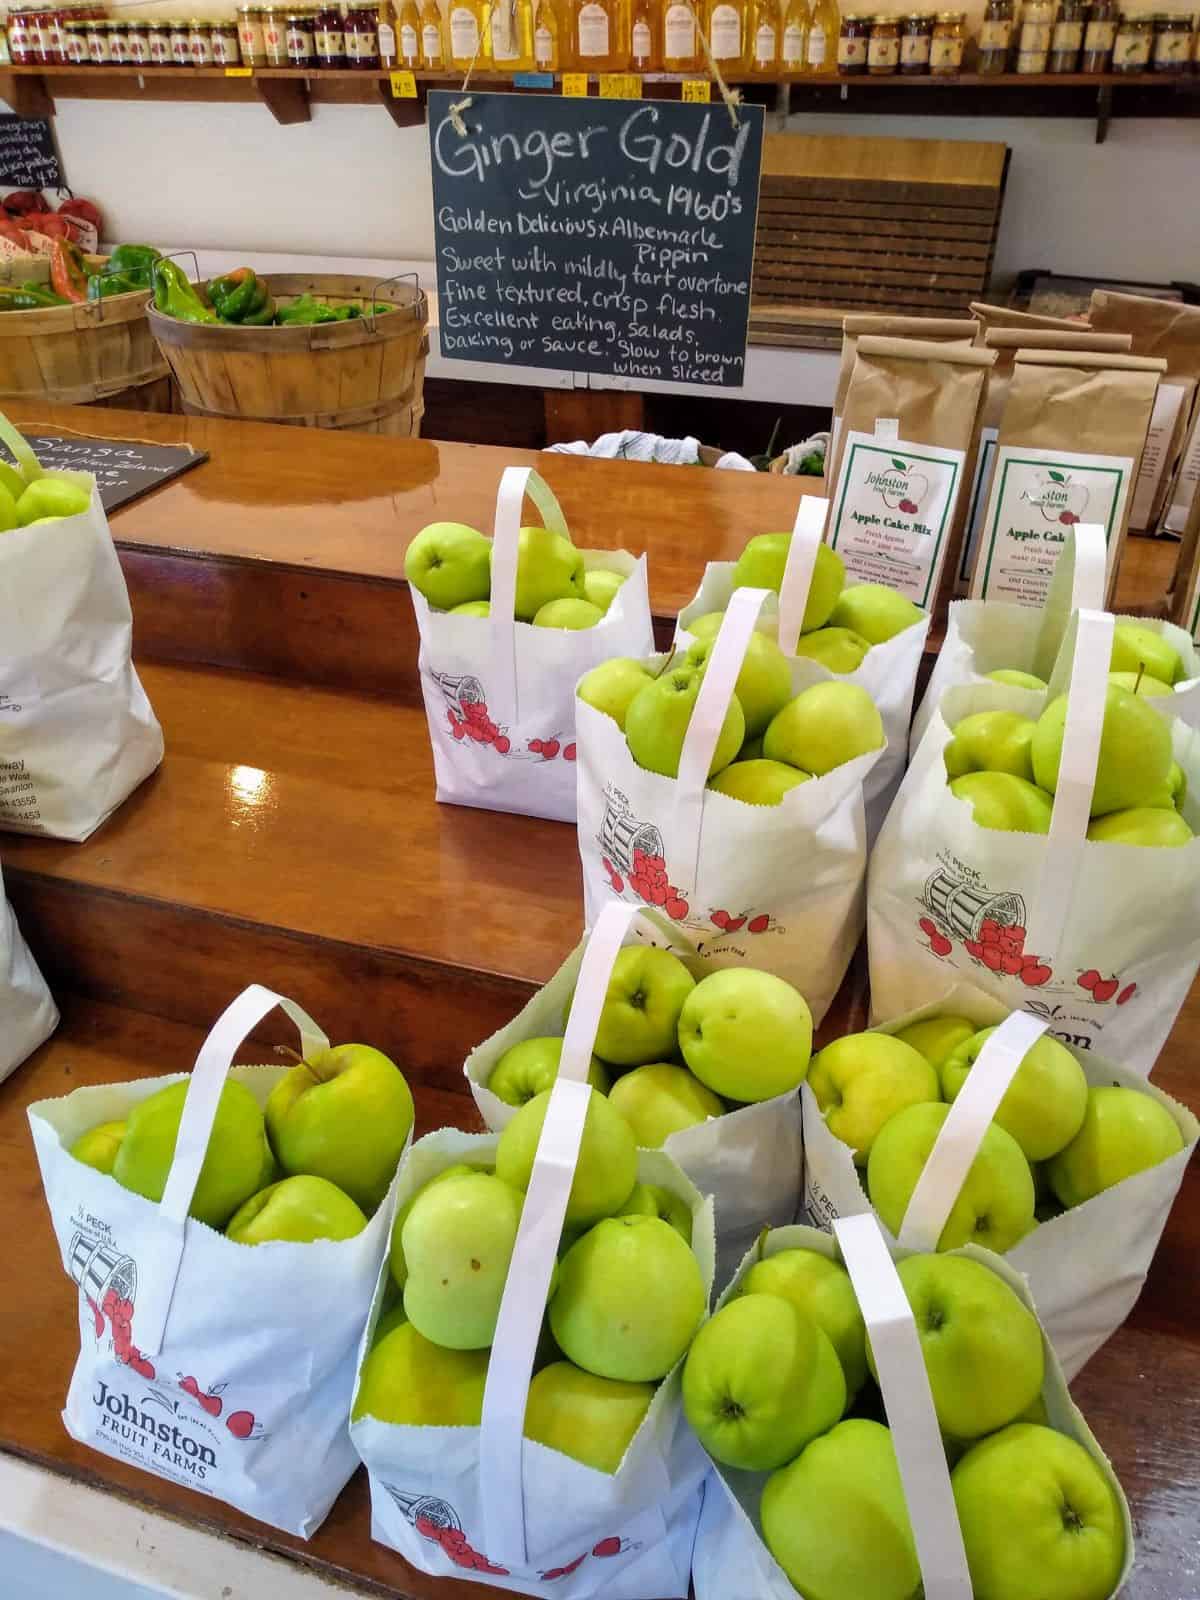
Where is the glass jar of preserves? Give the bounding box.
[62,18,88,61]
[344,3,380,63]
[145,19,171,63]
[900,12,933,70]
[8,7,38,64]
[261,3,287,59]
[977,0,1013,69]
[838,10,870,69]
[929,8,964,68]
[84,12,108,60]
[1016,0,1054,69]
[868,11,900,69]
[168,17,190,62]
[38,4,65,62]
[187,16,214,62]
[126,16,150,63]
[1112,8,1153,67]
[211,18,241,61]
[1048,0,1083,66]
[237,4,265,61]
[313,2,344,61]
[107,18,130,62]
[1153,11,1190,67]
[284,7,315,61]
[1081,0,1117,65]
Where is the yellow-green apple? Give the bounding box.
[496,1087,637,1225]
[625,665,745,779]
[1109,669,1174,698]
[372,1300,408,1345]
[353,1321,489,1425]
[582,568,626,613]
[617,1181,692,1244]
[524,1361,654,1473]
[1110,620,1181,685]
[487,1037,611,1107]
[684,610,725,642]
[764,681,884,775]
[732,534,846,632]
[941,1027,1088,1162]
[514,525,585,620]
[608,1063,723,1147]
[761,1420,920,1600]
[389,1164,478,1290]
[266,1043,414,1214]
[0,483,17,531]
[1031,682,1173,817]
[549,1214,705,1381]
[867,1102,1035,1252]
[943,710,1036,782]
[532,597,604,629]
[807,1032,940,1165]
[949,771,1054,833]
[402,1170,525,1348]
[987,668,1046,690]
[678,968,812,1101]
[792,626,871,674]
[69,1120,126,1176]
[404,521,491,611]
[16,478,90,525]
[706,758,811,805]
[874,1255,1044,1439]
[1169,760,1187,807]
[591,945,696,1066]
[1048,1086,1184,1208]
[0,460,22,500]
[450,600,490,616]
[739,1248,867,1398]
[892,1015,978,1070]
[952,1424,1126,1600]
[683,1293,845,1471]
[685,629,792,738]
[113,1079,271,1229]
[225,1174,367,1244]
[1086,807,1193,847]
[576,657,652,729]
[829,583,924,645]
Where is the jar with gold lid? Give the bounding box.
[929,8,964,69]
[285,7,315,62]
[868,10,899,70]
[168,18,190,63]
[1153,11,1191,68]
[837,10,870,70]
[125,15,150,62]
[1016,0,1054,69]
[7,7,37,66]
[344,3,380,64]
[145,18,172,63]
[1048,0,1083,67]
[237,4,265,61]
[260,3,287,60]
[977,0,1013,69]
[313,2,344,62]
[62,17,90,62]
[900,12,933,71]
[1112,9,1153,68]
[1081,0,1117,66]
[187,16,214,62]
[209,18,240,61]
[106,18,130,63]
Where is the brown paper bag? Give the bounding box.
[969,300,1092,335]
[831,314,978,455]
[968,348,1166,605]
[825,335,994,612]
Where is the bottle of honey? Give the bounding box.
[447,0,489,65]
[804,0,837,69]
[661,0,701,64]
[631,0,658,65]
[397,0,420,62]
[489,0,534,67]
[532,0,561,64]
[705,0,746,71]
[749,0,778,67]
[781,0,809,64]
[571,0,630,69]
[419,0,445,63]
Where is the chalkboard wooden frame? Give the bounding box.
[0,115,63,192]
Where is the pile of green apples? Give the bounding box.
[353,1093,709,1477]
[404,518,627,629]
[683,1233,1127,1600]
[985,619,1193,700]
[483,945,815,1144]
[68,1041,414,1245]
[809,1013,1186,1252]
[0,460,92,531]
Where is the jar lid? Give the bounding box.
[905,11,935,19]
[238,3,264,11]
[285,9,313,18]
[871,12,898,21]
[936,9,965,18]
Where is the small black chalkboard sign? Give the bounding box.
[4,433,208,513]
[429,90,763,388]
[0,115,62,192]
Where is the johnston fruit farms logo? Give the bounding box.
[865,456,929,517]
[1024,469,1088,527]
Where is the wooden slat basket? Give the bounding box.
[148,273,429,437]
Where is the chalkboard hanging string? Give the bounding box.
[449,0,500,134]
[686,1,742,127]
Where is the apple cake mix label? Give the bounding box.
[827,431,964,608]
[972,446,1134,605]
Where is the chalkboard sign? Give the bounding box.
[429,90,763,388]
[0,116,62,191]
[3,434,208,513]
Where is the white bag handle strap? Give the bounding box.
[834,1214,972,1599]
[487,465,570,726]
[1025,608,1113,961]
[776,495,831,655]
[896,1010,1048,1251]
[137,984,328,1357]
[1032,523,1107,683]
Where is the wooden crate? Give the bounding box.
[750,133,1009,343]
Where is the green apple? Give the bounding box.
[892,1015,978,1070]
[487,1036,611,1107]
[683,1293,845,1471]
[941,1027,1088,1162]
[582,568,626,613]
[69,1120,126,1176]
[1086,806,1193,847]
[524,1360,654,1473]
[874,1254,1044,1439]
[1169,760,1187,808]
[0,460,24,502]
[867,1101,1035,1252]
[761,1419,920,1600]
[549,1214,705,1381]
[625,665,745,780]
[684,610,725,642]
[388,1163,478,1290]
[1108,669,1174,698]
[763,681,884,776]
[987,668,1046,690]
[532,597,604,630]
[0,482,17,532]
[514,524,585,620]
[450,599,490,616]
[678,967,812,1101]
[1110,620,1181,685]
[732,534,846,632]
[591,944,696,1066]
[949,771,1054,833]
[829,583,924,645]
[353,1321,489,1426]
[404,521,490,611]
[266,1043,413,1214]
[792,626,871,674]
[576,657,652,729]
[706,758,811,805]
[685,628,792,738]
[1048,1085,1184,1208]
[496,1087,637,1226]
[402,1170,525,1348]
[952,1424,1126,1600]
[113,1079,271,1230]
[807,1032,940,1166]
[617,1181,692,1244]
[608,1062,723,1147]
[1032,682,1173,818]
[16,477,90,526]
[740,1249,867,1397]
[224,1174,367,1244]
[943,710,1036,782]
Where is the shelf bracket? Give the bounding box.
[377,79,426,129]
[772,80,791,130]
[1095,83,1112,145]
[0,70,54,120]
[255,75,311,126]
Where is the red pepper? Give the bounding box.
[50,238,88,302]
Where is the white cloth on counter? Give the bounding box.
[778,431,830,474]
[545,431,755,472]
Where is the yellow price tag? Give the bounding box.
[561,72,589,96]
[681,78,711,102]
[224,65,253,77]
[599,72,642,98]
[390,69,417,97]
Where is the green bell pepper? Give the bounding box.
[0,284,68,310]
[107,243,163,277]
[87,271,143,301]
[153,259,217,324]
[208,268,261,323]
[241,295,277,325]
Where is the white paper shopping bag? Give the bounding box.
[0,853,57,1080]
[28,985,396,1537]
[410,465,654,824]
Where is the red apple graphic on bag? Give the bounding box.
[879,457,928,516]
[1030,469,1088,526]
